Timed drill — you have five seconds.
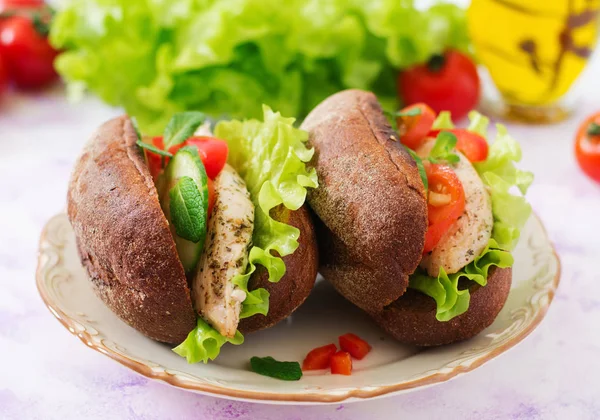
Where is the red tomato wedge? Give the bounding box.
[423,163,466,254]
[575,113,600,183]
[302,344,338,371]
[185,136,229,179]
[206,177,216,218]
[338,333,371,360]
[429,128,488,162]
[397,103,436,150]
[330,351,352,375]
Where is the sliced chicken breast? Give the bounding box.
[417,140,493,277]
[192,164,254,338]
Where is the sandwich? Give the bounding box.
[302,89,532,346]
[67,107,319,362]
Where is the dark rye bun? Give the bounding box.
[68,116,196,344]
[68,116,318,344]
[300,89,428,313]
[370,267,512,346]
[239,205,318,333]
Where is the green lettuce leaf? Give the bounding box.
[50,0,469,133]
[408,112,533,321]
[172,106,317,363]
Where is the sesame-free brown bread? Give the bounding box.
[68,116,197,344]
[239,205,318,333]
[301,90,428,312]
[370,266,512,346]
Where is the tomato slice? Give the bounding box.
[145,136,167,181]
[423,164,466,254]
[575,114,600,183]
[302,344,337,371]
[338,333,371,360]
[185,137,229,179]
[428,128,488,162]
[330,351,352,375]
[207,177,216,218]
[397,103,436,150]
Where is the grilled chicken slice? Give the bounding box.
[192,164,254,338]
[417,140,493,277]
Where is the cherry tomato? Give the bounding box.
[302,343,337,371]
[0,54,9,96]
[0,15,58,89]
[338,333,371,360]
[575,113,600,183]
[423,163,465,254]
[429,128,489,162]
[398,50,480,121]
[330,351,352,375]
[397,103,436,150]
[0,0,44,11]
[185,137,229,179]
[207,177,216,217]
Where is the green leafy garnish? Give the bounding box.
[432,111,455,130]
[50,0,469,132]
[408,112,533,321]
[405,147,428,190]
[163,112,207,149]
[250,356,303,381]
[131,117,142,140]
[136,140,173,157]
[428,131,460,164]
[169,176,207,243]
[173,318,243,364]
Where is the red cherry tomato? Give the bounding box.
[423,163,466,254]
[302,343,337,371]
[338,333,371,360]
[398,50,480,121]
[0,15,58,89]
[397,103,436,150]
[429,128,489,162]
[0,54,9,96]
[185,137,229,179]
[330,351,352,375]
[575,113,600,183]
[0,0,44,11]
[207,177,215,218]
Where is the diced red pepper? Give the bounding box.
[302,344,337,371]
[330,351,352,375]
[338,333,372,360]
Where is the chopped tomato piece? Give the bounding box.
[338,333,371,360]
[185,136,229,179]
[397,103,436,150]
[330,351,352,375]
[575,114,600,183]
[145,136,167,181]
[207,177,216,218]
[423,163,465,254]
[302,344,337,371]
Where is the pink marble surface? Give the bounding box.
[2,61,600,419]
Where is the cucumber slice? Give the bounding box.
[159,146,209,272]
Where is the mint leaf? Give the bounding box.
[250,356,302,381]
[163,112,207,149]
[405,147,428,191]
[169,176,207,243]
[429,131,460,164]
[136,139,173,157]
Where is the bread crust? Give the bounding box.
[370,267,512,346]
[301,89,428,312]
[239,205,318,333]
[68,116,197,344]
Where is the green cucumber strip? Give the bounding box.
[250,356,302,381]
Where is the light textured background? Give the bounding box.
[2,53,600,420]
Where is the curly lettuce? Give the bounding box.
[173,106,317,363]
[50,0,469,132]
[408,112,533,321]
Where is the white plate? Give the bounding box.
[36,213,559,404]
